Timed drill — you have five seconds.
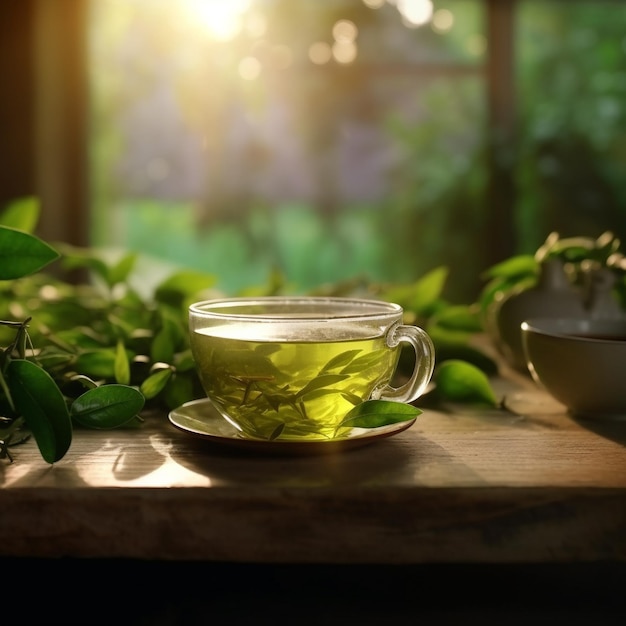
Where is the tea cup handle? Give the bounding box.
[373,323,435,404]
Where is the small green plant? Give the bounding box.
[477,231,626,317]
[0,198,146,463]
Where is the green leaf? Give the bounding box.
[427,323,474,347]
[295,374,349,399]
[430,344,498,376]
[162,373,197,411]
[107,252,137,287]
[140,367,173,399]
[478,274,536,314]
[56,244,111,283]
[70,384,145,429]
[173,349,196,372]
[381,266,448,315]
[319,349,362,373]
[480,255,537,281]
[150,317,177,363]
[7,359,72,463]
[431,304,483,332]
[154,270,217,307]
[338,399,421,429]
[407,266,449,313]
[0,196,40,233]
[0,226,60,279]
[434,359,498,406]
[74,349,117,379]
[114,340,131,385]
[69,374,99,390]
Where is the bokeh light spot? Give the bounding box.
[309,41,332,65]
[239,56,262,80]
[432,9,454,33]
[333,40,358,64]
[333,19,358,43]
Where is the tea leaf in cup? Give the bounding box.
[339,350,389,375]
[319,349,362,373]
[295,374,349,399]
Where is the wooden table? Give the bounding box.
[3,363,626,624]
[2,366,625,565]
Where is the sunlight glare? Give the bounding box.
[184,0,252,41]
[245,11,267,38]
[397,0,433,27]
[362,0,385,8]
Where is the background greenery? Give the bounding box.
[89,0,626,303]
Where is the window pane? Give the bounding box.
[89,0,486,299]
[515,0,626,251]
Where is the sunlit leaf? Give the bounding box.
[434,359,498,406]
[69,374,99,390]
[140,367,173,399]
[338,399,421,429]
[108,252,138,286]
[7,359,72,463]
[431,304,483,332]
[0,226,60,279]
[154,270,217,306]
[0,196,40,233]
[480,255,537,281]
[406,266,449,313]
[477,274,537,314]
[381,266,448,315]
[427,323,473,347]
[114,339,130,385]
[70,384,145,429]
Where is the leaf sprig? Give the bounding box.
[0,199,147,463]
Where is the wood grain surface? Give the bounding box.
[2,370,625,563]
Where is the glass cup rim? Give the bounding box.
[189,296,403,322]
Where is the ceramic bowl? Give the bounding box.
[521,317,626,420]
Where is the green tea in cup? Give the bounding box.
[188,297,434,441]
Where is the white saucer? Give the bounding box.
[168,398,417,456]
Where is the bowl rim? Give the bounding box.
[521,317,626,343]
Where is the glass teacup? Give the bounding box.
[188,296,435,441]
